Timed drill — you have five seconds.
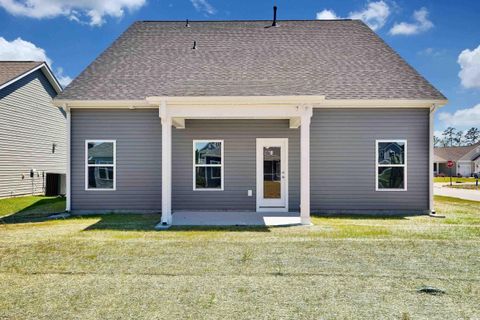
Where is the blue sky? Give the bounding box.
[0,0,479,134]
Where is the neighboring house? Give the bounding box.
[434,142,480,177]
[54,19,447,225]
[0,61,66,198]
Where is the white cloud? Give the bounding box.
[417,47,445,57]
[0,0,146,26]
[316,9,339,20]
[438,104,480,129]
[55,67,72,87]
[458,45,480,89]
[0,37,51,64]
[316,1,390,31]
[389,7,433,35]
[434,130,443,137]
[0,37,71,87]
[349,1,390,31]
[190,0,216,15]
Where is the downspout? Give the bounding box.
[429,104,437,214]
[63,103,71,212]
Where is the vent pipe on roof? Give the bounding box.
[272,5,277,27]
[185,19,190,27]
[192,41,197,49]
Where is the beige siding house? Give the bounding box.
[0,61,66,197]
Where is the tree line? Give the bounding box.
[433,127,480,147]
[434,127,480,147]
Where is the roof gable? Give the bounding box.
[0,61,62,94]
[59,20,446,101]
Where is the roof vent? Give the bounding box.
[272,5,278,27]
[192,41,197,49]
[185,19,190,27]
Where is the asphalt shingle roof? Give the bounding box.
[58,20,446,100]
[0,61,43,88]
[434,142,480,162]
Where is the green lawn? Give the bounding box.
[1,196,479,319]
[0,195,66,222]
[434,176,478,183]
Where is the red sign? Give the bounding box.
[447,160,454,168]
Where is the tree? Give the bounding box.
[465,127,480,145]
[454,131,464,146]
[433,136,441,147]
[442,127,456,147]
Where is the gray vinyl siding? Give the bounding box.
[71,109,162,211]
[0,70,65,198]
[310,108,429,213]
[172,120,300,211]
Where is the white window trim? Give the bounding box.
[193,140,224,191]
[85,140,117,191]
[375,139,407,192]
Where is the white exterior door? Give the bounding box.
[256,138,288,212]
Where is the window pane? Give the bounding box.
[195,142,222,164]
[88,167,114,189]
[195,167,222,189]
[88,142,114,164]
[378,167,404,189]
[378,142,405,165]
[263,147,281,199]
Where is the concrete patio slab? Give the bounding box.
[170,211,302,226]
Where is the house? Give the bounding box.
[54,19,447,226]
[0,61,66,198]
[434,142,480,177]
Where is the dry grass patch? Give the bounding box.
[0,196,479,319]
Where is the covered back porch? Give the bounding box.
[148,96,325,227]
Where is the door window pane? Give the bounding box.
[263,147,281,199]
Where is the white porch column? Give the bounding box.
[159,101,172,225]
[300,106,313,225]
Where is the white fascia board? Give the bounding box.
[0,63,62,94]
[55,96,448,109]
[53,99,151,108]
[321,99,448,108]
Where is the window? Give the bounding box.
[376,140,407,191]
[193,140,223,190]
[85,140,116,190]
